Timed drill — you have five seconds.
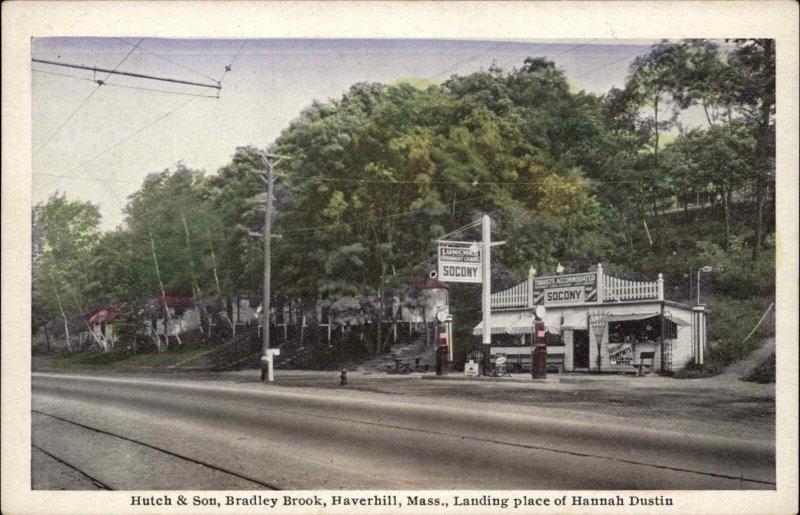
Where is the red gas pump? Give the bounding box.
[531,320,547,379]
[436,330,449,375]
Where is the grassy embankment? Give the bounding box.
[618,201,775,379]
[50,343,219,371]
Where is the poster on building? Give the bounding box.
[437,242,482,283]
[608,343,634,365]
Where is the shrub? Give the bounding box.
[706,296,774,367]
[742,352,775,383]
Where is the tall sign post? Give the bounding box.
[481,215,492,376]
[436,214,497,376]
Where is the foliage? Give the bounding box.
[742,352,775,384]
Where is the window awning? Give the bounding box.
[667,316,690,327]
[473,312,535,336]
[595,313,660,324]
[596,313,691,327]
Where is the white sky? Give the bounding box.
[31,38,709,231]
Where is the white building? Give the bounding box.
[473,264,706,374]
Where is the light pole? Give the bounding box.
[696,266,714,305]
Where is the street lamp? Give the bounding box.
[696,266,714,305]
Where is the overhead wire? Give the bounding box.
[549,39,598,59]
[217,39,248,85]
[31,68,97,83]
[115,37,220,84]
[50,38,248,181]
[33,38,144,156]
[572,48,645,80]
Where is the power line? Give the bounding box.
[217,39,248,84]
[100,82,220,98]
[429,42,503,80]
[279,195,486,235]
[115,37,220,83]
[31,68,97,83]
[550,39,598,59]
[33,38,144,156]
[33,173,141,184]
[60,87,213,178]
[572,48,644,80]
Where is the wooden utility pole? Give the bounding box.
[259,153,288,382]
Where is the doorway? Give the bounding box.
[573,329,590,369]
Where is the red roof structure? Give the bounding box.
[87,308,121,325]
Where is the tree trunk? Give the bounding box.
[43,322,52,353]
[49,271,72,352]
[752,180,764,263]
[723,187,731,249]
[376,290,384,356]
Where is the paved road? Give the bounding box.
[32,372,775,490]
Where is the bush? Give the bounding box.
[673,360,724,379]
[742,352,775,383]
[706,296,774,367]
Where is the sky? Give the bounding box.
[31,38,709,231]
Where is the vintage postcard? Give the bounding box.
[2,1,798,514]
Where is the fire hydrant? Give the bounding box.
[340,370,348,386]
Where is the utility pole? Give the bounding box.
[259,153,288,383]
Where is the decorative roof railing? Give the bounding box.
[490,264,664,309]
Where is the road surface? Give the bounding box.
[32,372,775,490]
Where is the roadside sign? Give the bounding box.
[437,243,482,283]
[464,360,480,376]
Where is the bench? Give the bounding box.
[546,353,565,374]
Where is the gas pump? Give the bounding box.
[436,311,449,376]
[531,305,547,379]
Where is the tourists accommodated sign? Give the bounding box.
[437,243,482,283]
[533,272,597,304]
[534,272,597,305]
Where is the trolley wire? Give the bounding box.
[115,37,220,84]
[33,38,144,156]
[217,39,248,85]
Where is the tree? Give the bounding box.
[727,39,775,262]
[32,193,101,350]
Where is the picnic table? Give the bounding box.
[392,358,413,374]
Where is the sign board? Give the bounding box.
[533,272,597,305]
[437,243,482,283]
[608,344,633,365]
[544,286,585,304]
[464,360,480,376]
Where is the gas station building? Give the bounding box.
[472,264,707,374]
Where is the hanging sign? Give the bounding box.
[437,243,482,283]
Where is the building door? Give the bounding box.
[573,329,590,369]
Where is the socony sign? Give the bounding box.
[544,287,584,304]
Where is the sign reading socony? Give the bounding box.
[438,243,482,283]
[544,286,585,304]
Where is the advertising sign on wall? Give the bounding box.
[608,343,634,365]
[437,243,482,283]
